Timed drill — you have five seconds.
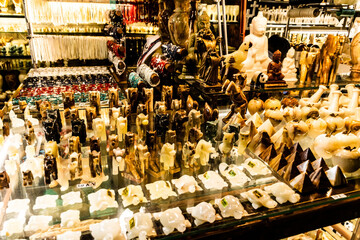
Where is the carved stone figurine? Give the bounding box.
[22,170,34,186]
[351,32,360,81]
[241,11,271,81]
[43,118,61,143]
[155,112,170,141]
[282,47,297,84]
[116,117,127,142]
[90,136,100,152]
[25,120,35,146]
[36,100,51,120]
[44,153,58,185]
[110,107,120,132]
[69,136,81,154]
[146,130,159,172]
[219,132,235,156]
[93,118,106,142]
[162,86,173,110]
[143,88,154,113]
[204,102,219,122]
[222,74,248,122]
[0,171,10,189]
[135,144,150,176]
[119,99,131,117]
[136,113,149,142]
[173,110,188,143]
[108,88,119,109]
[89,150,102,178]
[70,108,79,122]
[113,147,125,175]
[205,120,218,143]
[267,50,286,86]
[47,109,62,132]
[71,118,87,144]
[186,95,199,114]
[126,88,139,113]
[178,85,190,109]
[154,101,167,115]
[89,91,101,116]
[125,133,141,180]
[86,107,97,130]
[182,141,196,168]
[160,143,177,171]
[108,135,119,157]
[62,91,75,120]
[199,50,223,86]
[69,152,82,180]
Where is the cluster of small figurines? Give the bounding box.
[2,170,300,239]
[16,67,117,104]
[237,83,360,192]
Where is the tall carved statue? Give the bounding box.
[241,11,271,82]
[351,32,360,81]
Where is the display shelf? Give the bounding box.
[0,13,25,18]
[0,54,31,59]
[258,0,289,5]
[32,32,106,36]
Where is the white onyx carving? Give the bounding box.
[61,210,80,228]
[22,154,43,180]
[153,207,191,235]
[282,47,297,85]
[57,231,81,240]
[113,147,125,175]
[241,188,278,209]
[90,218,123,240]
[160,143,176,170]
[171,175,202,194]
[145,180,177,200]
[242,158,271,176]
[9,110,25,128]
[24,215,52,232]
[88,189,118,213]
[299,85,327,107]
[219,132,235,155]
[2,216,25,236]
[93,118,107,141]
[241,11,271,82]
[219,163,251,187]
[194,139,216,166]
[125,211,156,240]
[198,171,228,190]
[118,185,148,207]
[264,182,300,204]
[33,194,58,210]
[116,117,127,142]
[214,195,244,219]
[5,158,19,176]
[187,202,219,226]
[110,107,120,131]
[61,191,82,206]
[6,199,30,214]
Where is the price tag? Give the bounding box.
[129,217,135,229]
[253,190,263,198]
[221,198,228,207]
[77,182,95,188]
[331,193,347,200]
[228,169,236,177]
[204,172,210,179]
[122,187,128,196]
[248,161,255,168]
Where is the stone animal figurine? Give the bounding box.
[154,101,167,115]
[69,152,82,180]
[108,134,119,157]
[72,118,87,144]
[160,143,176,170]
[22,170,34,186]
[116,117,127,142]
[89,150,102,178]
[43,118,61,143]
[89,91,101,115]
[136,113,149,142]
[146,130,159,172]
[0,171,10,189]
[86,106,97,130]
[110,107,120,132]
[125,133,141,180]
[143,88,154,113]
[155,113,170,141]
[178,85,190,109]
[182,142,196,168]
[44,153,58,185]
[161,85,173,110]
[93,118,106,142]
[90,136,100,152]
[108,88,119,109]
[126,88,139,113]
[69,136,81,154]
[113,147,125,175]
[219,132,235,156]
[62,91,75,120]
[194,140,216,166]
[203,102,219,122]
[136,144,150,176]
[186,95,199,114]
